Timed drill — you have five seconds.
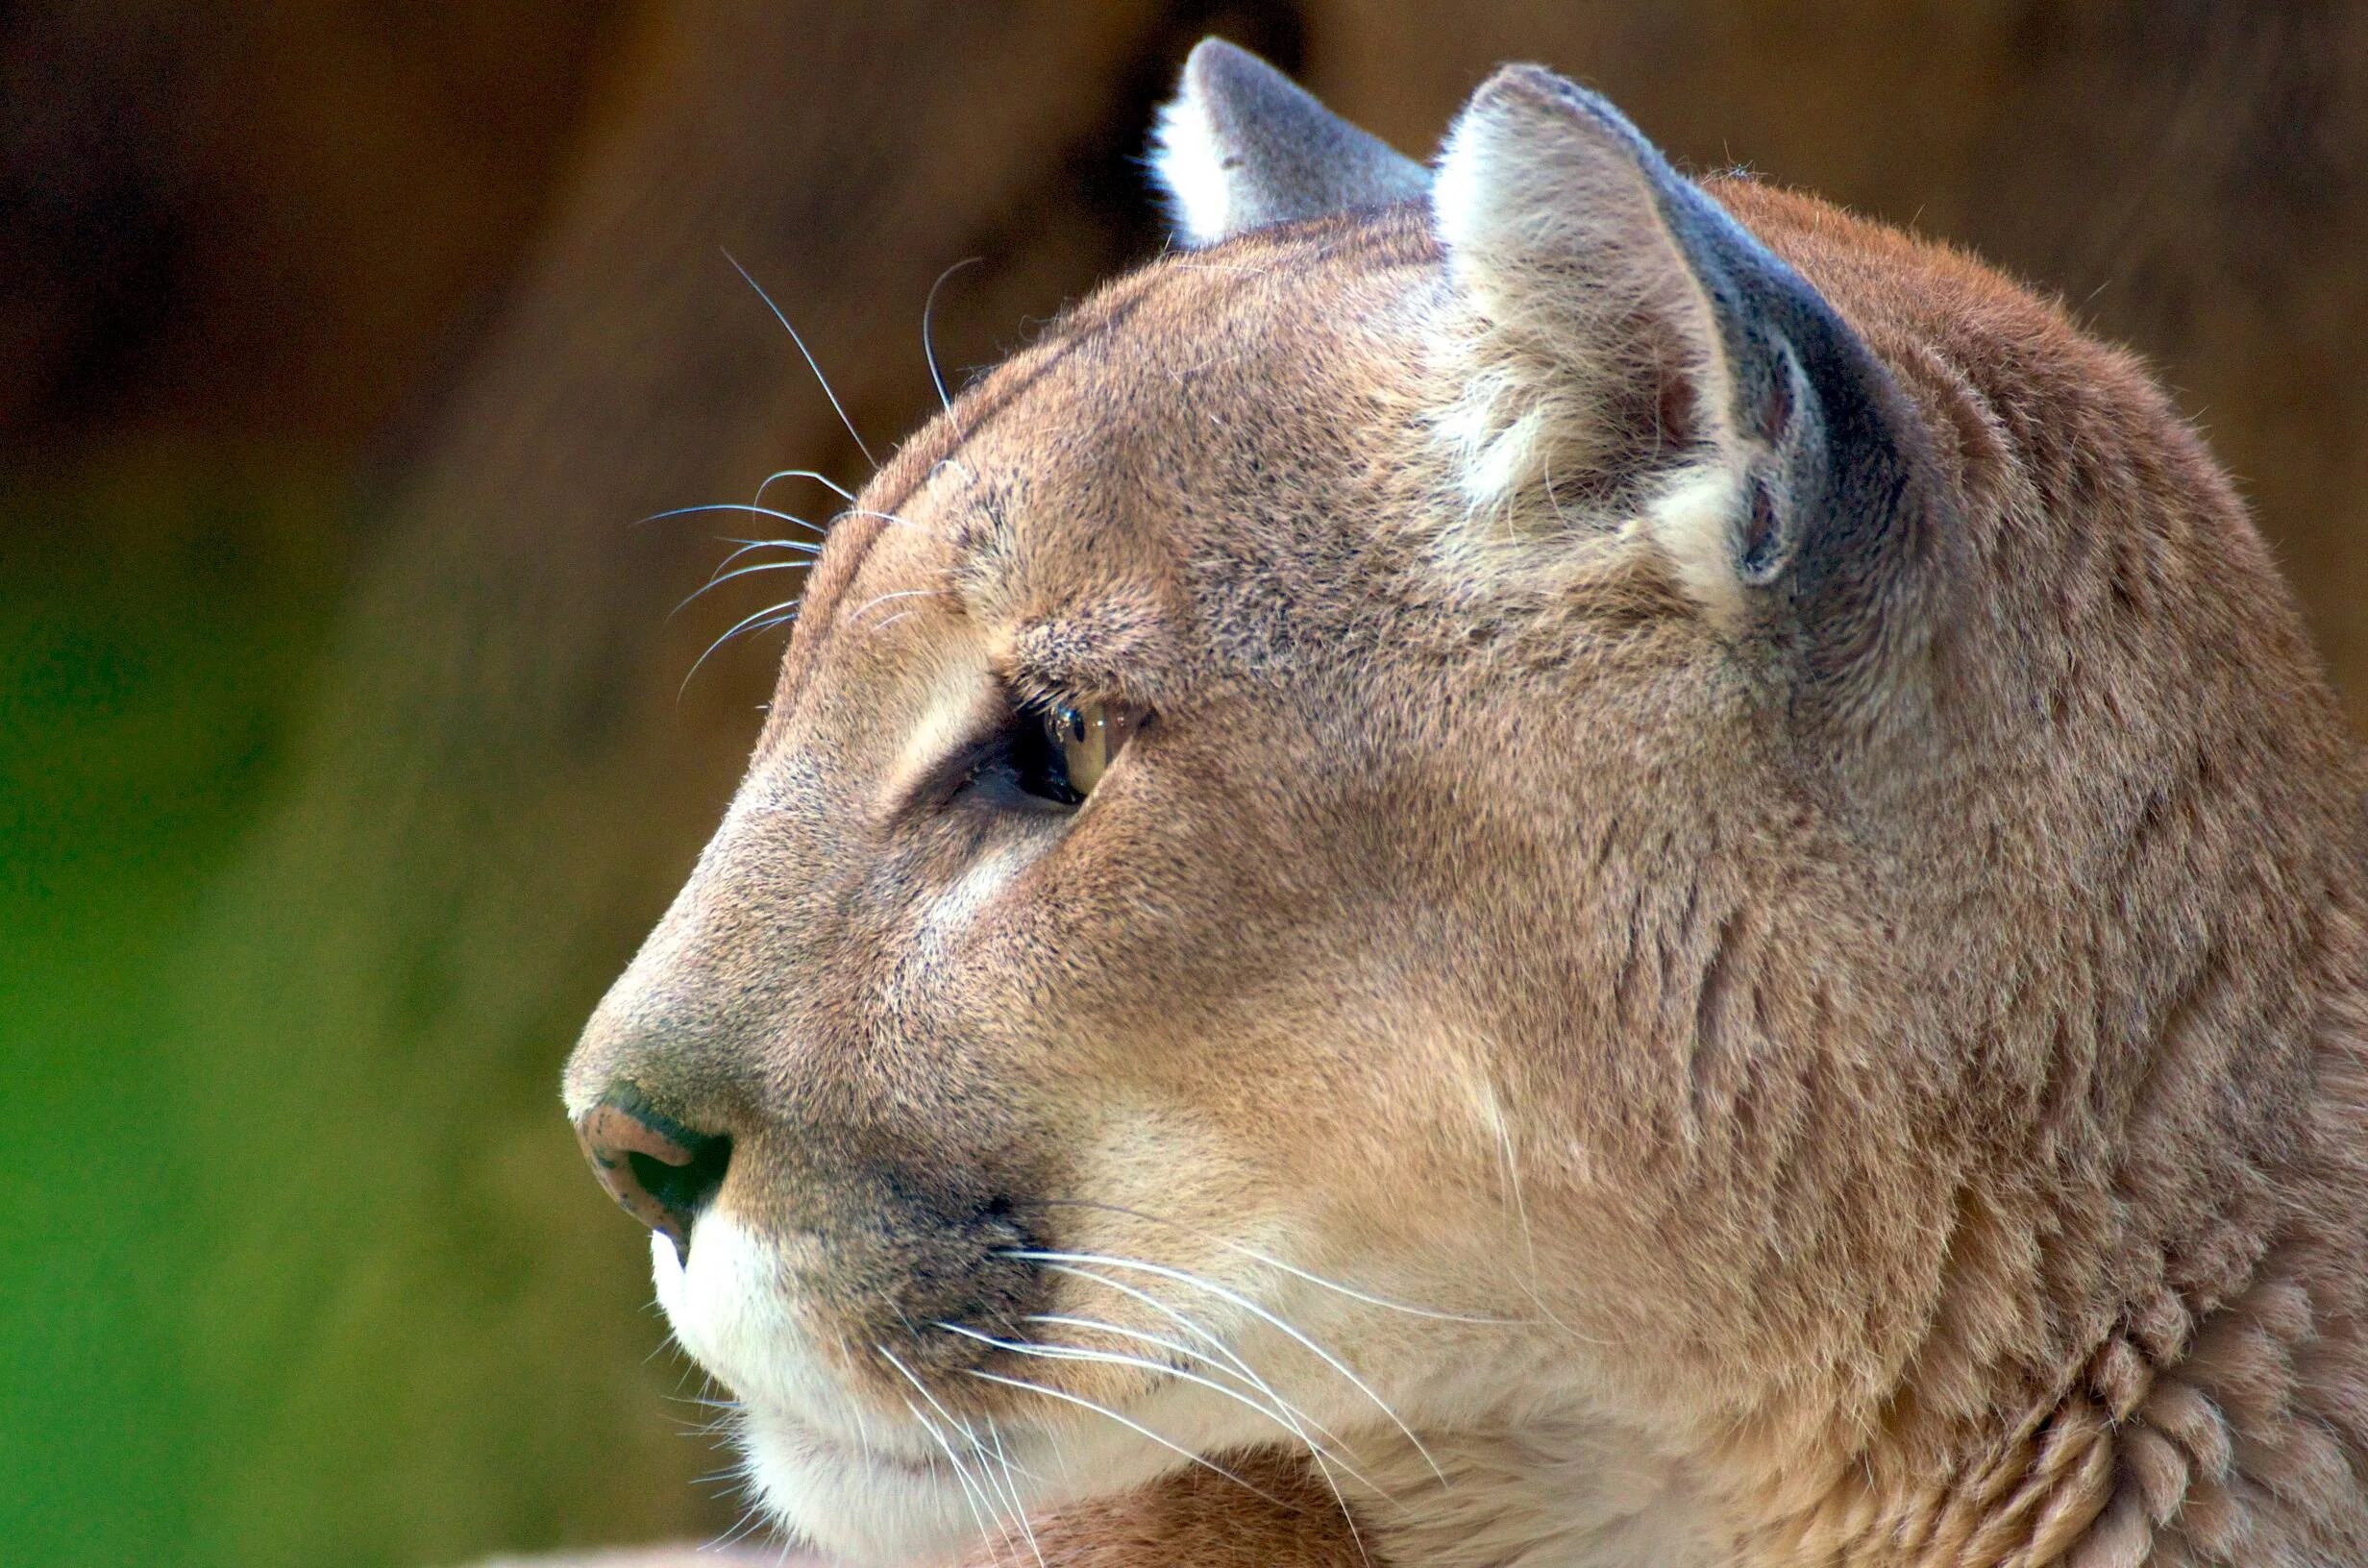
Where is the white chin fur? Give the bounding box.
[648,1213,1434,1564]
[651,1221,974,1562]
[652,1218,1199,1565]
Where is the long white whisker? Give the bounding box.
[1010,1249,1447,1486]
[963,1368,1285,1507]
[708,536,822,572]
[1024,1285,1386,1556]
[742,606,802,639]
[1037,1198,1525,1325]
[1027,1266,1356,1453]
[707,1495,773,1552]
[1021,1311,1360,1458]
[1486,1084,1535,1280]
[1482,1090,1602,1346]
[984,1420,1048,1568]
[967,1422,1032,1565]
[935,1322,1383,1494]
[771,1510,803,1568]
[880,1343,989,1456]
[897,1391,1008,1562]
[726,249,877,470]
[881,1345,1017,1558]
[847,586,950,625]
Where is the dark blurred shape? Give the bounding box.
[5,4,2363,1567]
[0,0,623,458]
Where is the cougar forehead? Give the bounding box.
[782,212,1449,710]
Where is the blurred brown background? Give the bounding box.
[4,3,2362,1566]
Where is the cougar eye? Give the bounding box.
[1011,698,1146,805]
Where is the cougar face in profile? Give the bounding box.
[565,39,2368,1568]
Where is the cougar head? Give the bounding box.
[565,39,2359,1565]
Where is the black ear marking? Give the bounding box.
[1739,475,1786,584]
[1435,65,1944,749]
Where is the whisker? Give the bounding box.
[881,1343,1016,1559]
[1027,1266,1353,1454]
[963,1368,1286,1507]
[1023,1279,1387,1554]
[879,1343,988,1454]
[726,249,878,470]
[680,595,802,694]
[754,468,857,507]
[707,1495,773,1553]
[709,536,823,571]
[741,607,802,640]
[639,502,827,537]
[1037,1198,1526,1325]
[1020,1311,1357,1455]
[847,586,950,625]
[1481,1089,1603,1346]
[828,1329,881,1466]
[1009,1249,1447,1487]
[660,1392,746,1411]
[983,1419,1048,1568]
[675,556,814,616]
[923,256,985,423]
[897,1391,1009,1562]
[771,1516,804,1568]
[941,1323,1384,1495]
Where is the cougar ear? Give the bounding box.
[1151,38,1430,246]
[1434,66,1935,729]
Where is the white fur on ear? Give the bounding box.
[1429,67,1749,612]
[1150,38,1429,247]
[1433,69,1931,739]
[1432,68,1729,430]
[1640,462,1750,625]
[1150,72,1240,246]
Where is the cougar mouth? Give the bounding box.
[649,1221,1017,1560]
[651,1207,1384,1563]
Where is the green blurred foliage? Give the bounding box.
[0,466,342,1566]
[0,466,733,1566]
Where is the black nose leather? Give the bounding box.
[575,1087,731,1261]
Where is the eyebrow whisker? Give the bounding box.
[848,586,951,625]
[710,537,822,571]
[924,257,985,428]
[726,248,878,470]
[754,468,857,507]
[639,502,828,537]
[674,557,814,617]
[680,595,803,695]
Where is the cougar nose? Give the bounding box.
[574,1086,732,1261]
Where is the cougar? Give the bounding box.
[564,40,2368,1568]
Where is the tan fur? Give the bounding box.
[566,79,2368,1568]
